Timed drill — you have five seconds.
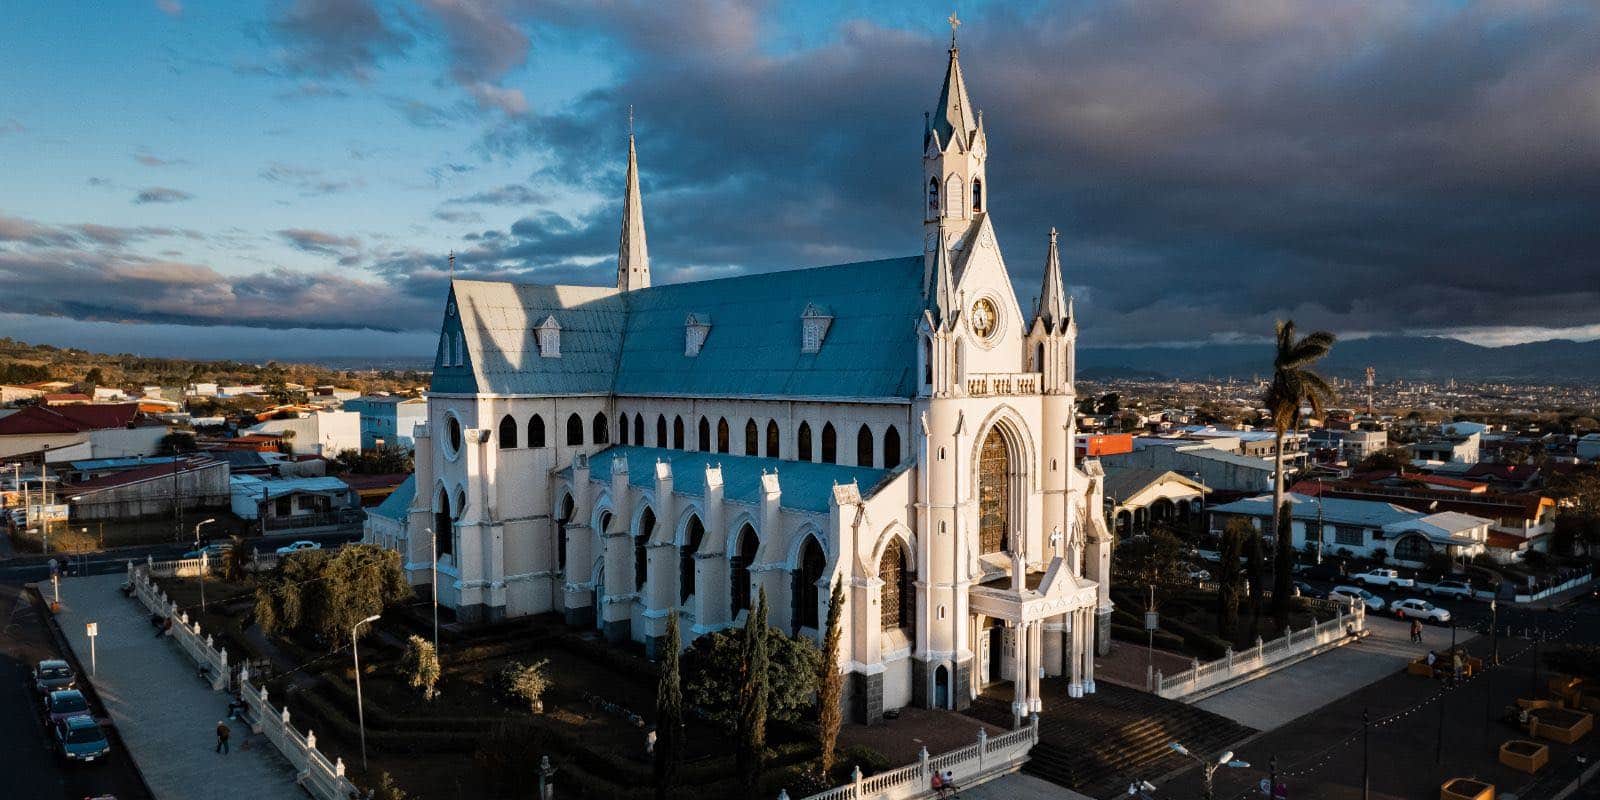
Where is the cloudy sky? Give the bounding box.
[2,0,1598,361]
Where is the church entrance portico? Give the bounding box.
[969,555,1099,728]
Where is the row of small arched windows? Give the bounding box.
[927,175,983,216]
[496,410,903,469]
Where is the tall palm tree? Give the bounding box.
[1264,321,1336,627]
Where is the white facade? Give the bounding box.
[387,36,1112,724]
[246,410,361,457]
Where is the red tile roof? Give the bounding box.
[0,403,141,436]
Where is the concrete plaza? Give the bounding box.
[52,572,304,800]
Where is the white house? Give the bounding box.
[245,410,361,457]
[1210,493,1490,565]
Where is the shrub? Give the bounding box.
[400,635,441,701]
[499,659,551,713]
[369,772,409,800]
[840,745,892,776]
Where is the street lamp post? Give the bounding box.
[193,517,217,548]
[352,613,381,771]
[1490,598,1499,665]
[1362,709,1371,800]
[1170,742,1249,800]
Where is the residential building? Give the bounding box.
[342,396,428,451]
[1101,466,1208,538]
[383,35,1113,723]
[1101,440,1277,495]
[244,410,360,457]
[1308,428,1388,462]
[1210,493,1490,565]
[363,474,415,553]
[0,385,45,404]
[0,403,168,462]
[1579,433,1600,462]
[229,474,360,533]
[1409,432,1480,464]
[63,456,230,521]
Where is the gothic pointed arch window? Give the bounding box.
[798,422,813,461]
[716,418,730,453]
[765,420,780,458]
[972,177,983,213]
[697,417,711,451]
[556,493,574,572]
[434,487,454,558]
[618,412,630,445]
[656,415,668,447]
[498,414,518,449]
[884,425,902,469]
[529,414,546,447]
[673,416,685,449]
[946,174,966,218]
[856,424,874,467]
[634,507,655,592]
[1034,342,1045,373]
[744,419,758,456]
[566,413,583,446]
[821,422,837,464]
[680,515,704,603]
[978,426,1011,555]
[880,537,913,634]
[928,177,940,215]
[593,412,609,444]
[730,524,758,614]
[922,337,934,387]
[634,415,644,446]
[793,536,824,632]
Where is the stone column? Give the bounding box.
[1029,621,1043,713]
[1011,621,1027,726]
[1067,610,1083,698]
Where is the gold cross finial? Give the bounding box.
[947,11,961,46]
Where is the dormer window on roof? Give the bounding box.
[684,313,711,357]
[535,315,561,358]
[800,303,833,354]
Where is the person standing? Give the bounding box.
[215,720,231,755]
[1410,618,1422,644]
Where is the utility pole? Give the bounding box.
[1362,709,1371,800]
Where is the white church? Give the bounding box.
[386,30,1114,724]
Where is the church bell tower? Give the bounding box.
[923,13,988,300]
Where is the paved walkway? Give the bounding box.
[959,771,1096,799]
[52,573,303,800]
[1196,614,1451,730]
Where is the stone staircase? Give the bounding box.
[965,680,1255,799]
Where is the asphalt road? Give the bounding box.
[0,581,150,800]
[0,528,361,585]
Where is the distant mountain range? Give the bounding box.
[1077,336,1600,384]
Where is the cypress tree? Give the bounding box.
[737,588,770,793]
[654,612,684,800]
[817,579,845,777]
[1272,500,1295,629]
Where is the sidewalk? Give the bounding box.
[1195,614,1447,730]
[52,573,304,800]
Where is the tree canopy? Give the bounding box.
[254,543,411,648]
[681,614,820,728]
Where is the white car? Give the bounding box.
[1352,568,1414,588]
[1330,585,1387,612]
[1422,579,1474,600]
[1391,598,1451,624]
[274,540,322,556]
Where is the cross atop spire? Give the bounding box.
[947,11,961,48]
[448,250,455,278]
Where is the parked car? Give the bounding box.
[1291,580,1325,599]
[1422,579,1474,600]
[1391,598,1452,624]
[1180,563,1212,582]
[54,715,111,763]
[33,659,76,694]
[182,542,232,560]
[275,540,321,556]
[1297,561,1349,582]
[43,689,91,726]
[1330,585,1387,611]
[1352,568,1414,588]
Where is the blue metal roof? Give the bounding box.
[371,474,415,521]
[1210,493,1419,528]
[68,455,181,471]
[431,256,925,400]
[566,445,894,514]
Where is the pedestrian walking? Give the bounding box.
[216,720,231,754]
[1410,619,1423,644]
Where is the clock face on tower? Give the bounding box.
[970,297,998,339]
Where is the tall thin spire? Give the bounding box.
[933,236,957,327]
[929,14,977,152]
[617,119,650,291]
[1035,228,1068,332]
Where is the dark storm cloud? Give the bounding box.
[419,0,531,115]
[457,1,1600,344]
[278,228,362,264]
[134,187,194,204]
[269,0,412,81]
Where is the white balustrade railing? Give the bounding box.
[125,558,358,800]
[1155,602,1366,700]
[965,372,1041,397]
[787,717,1038,800]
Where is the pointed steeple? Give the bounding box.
[928,16,977,152]
[617,126,650,291]
[1034,228,1068,332]
[933,235,957,328]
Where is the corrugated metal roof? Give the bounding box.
[564,445,893,514]
[433,256,925,400]
[1210,493,1419,528]
[371,474,415,521]
[230,475,352,500]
